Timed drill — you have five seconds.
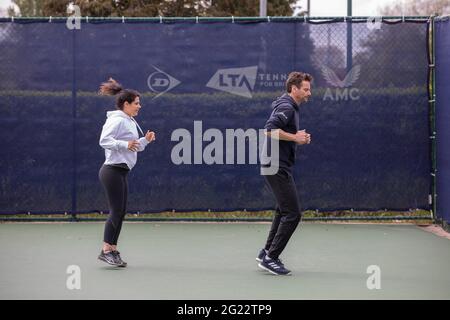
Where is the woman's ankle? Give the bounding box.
[102,243,114,253]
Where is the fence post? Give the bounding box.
[432,16,437,223]
[71,26,78,220]
[427,16,437,223]
[346,0,353,73]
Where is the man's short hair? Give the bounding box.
[286,72,313,93]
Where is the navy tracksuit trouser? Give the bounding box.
[263,167,302,259]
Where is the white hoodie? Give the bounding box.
[99,110,150,170]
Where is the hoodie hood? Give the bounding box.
[106,110,131,119]
[271,93,299,110]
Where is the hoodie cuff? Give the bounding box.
[119,140,129,151]
[139,137,150,147]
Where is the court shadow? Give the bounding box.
[99,266,127,271]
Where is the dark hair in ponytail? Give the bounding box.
[98,78,140,110]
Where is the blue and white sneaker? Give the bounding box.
[256,248,267,262]
[258,256,291,275]
[113,251,127,268]
[98,250,121,266]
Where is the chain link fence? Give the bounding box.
[0,16,434,220]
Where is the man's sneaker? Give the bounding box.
[256,248,267,262]
[258,257,291,275]
[98,250,121,266]
[113,251,127,267]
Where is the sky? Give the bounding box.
[296,0,407,16]
[0,0,18,17]
[0,0,410,17]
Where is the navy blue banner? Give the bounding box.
[0,20,431,213]
[436,18,450,224]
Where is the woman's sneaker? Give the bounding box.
[258,256,291,275]
[113,251,127,267]
[98,250,121,266]
[256,248,267,262]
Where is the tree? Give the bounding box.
[349,0,449,89]
[11,0,43,16]
[352,23,428,89]
[204,0,298,17]
[159,0,201,16]
[11,0,301,17]
[39,0,161,17]
[380,0,450,16]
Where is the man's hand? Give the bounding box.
[145,130,156,143]
[128,140,140,152]
[294,130,311,145]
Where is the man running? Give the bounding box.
[257,71,313,276]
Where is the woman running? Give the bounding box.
[97,78,155,267]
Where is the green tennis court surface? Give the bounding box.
[1,222,449,300]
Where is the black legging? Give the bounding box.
[99,165,129,245]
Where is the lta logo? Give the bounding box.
[321,65,361,101]
[206,66,258,98]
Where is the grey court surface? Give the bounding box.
[0,222,449,300]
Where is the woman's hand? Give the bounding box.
[128,140,140,152]
[145,130,156,143]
